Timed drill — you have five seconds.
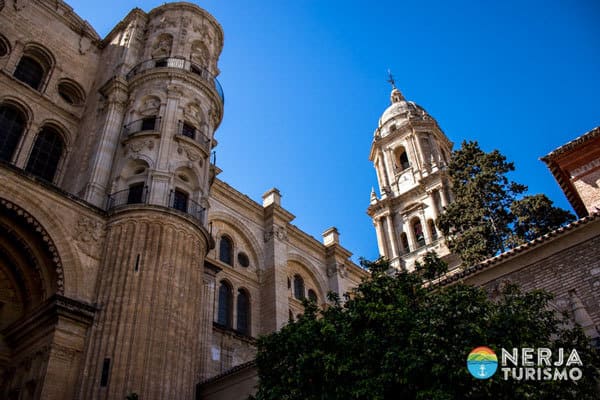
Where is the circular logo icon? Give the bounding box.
[467,346,498,379]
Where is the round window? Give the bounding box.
[57,80,85,106]
[237,252,250,268]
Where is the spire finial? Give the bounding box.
[387,69,396,89]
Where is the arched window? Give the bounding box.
[25,126,64,182]
[14,56,44,89]
[293,274,305,300]
[219,235,233,266]
[400,232,410,253]
[13,45,52,91]
[412,218,425,248]
[217,281,232,328]
[307,289,317,303]
[428,219,438,240]
[0,104,26,162]
[236,289,250,335]
[394,146,410,171]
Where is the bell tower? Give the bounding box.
[367,80,459,271]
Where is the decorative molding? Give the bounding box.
[0,198,64,294]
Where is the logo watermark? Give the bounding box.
[467,347,583,381]
[467,347,498,379]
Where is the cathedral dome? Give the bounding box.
[378,88,431,128]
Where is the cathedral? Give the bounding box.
[0,1,598,400]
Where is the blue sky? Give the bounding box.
[68,0,600,263]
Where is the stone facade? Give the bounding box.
[1,1,598,399]
[0,2,366,399]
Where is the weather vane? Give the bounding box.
[387,69,396,89]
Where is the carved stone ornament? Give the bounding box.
[125,139,155,155]
[263,226,288,242]
[78,35,92,55]
[177,143,200,162]
[184,103,204,125]
[73,217,104,258]
[75,217,101,244]
[275,226,288,241]
[151,34,173,58]
[140,97,161,116]
[326,263,337,278]
[108,90,129,108]
[157,17,176,29]
[338,263,348,278]
[13,0,28,11]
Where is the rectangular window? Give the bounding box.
[100,358,111,387]
[155,58,168,68]
[181,122,196,140]
[172,189,188,213]
[127,183,145,204]
[141,116,157,131]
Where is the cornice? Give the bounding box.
[36,0,101,43]
[287,223,328,257]
[147,2,224,53]
[211,179,264,219]
[541,126,600,161]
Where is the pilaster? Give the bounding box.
[260,188,294,333]
[83,78,129,207]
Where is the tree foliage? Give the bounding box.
[253,259,599,400]
[414,251,448,282]
[510,194,575,245]
[437,141,574,265]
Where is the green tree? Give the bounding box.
[509,194,575,245]
[437,141,573,265]
[253,259,599,400]
[414,251,448,282]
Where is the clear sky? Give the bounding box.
[68,0,600,263]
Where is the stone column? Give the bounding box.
[441,184,451,206]
[373,217,386,257]
[78,209,210,400]
[83,78,129,208]
[412,133,425,172]
[378,150,391,191]
[199,263,221,380]
[405,216,418,252]
[420,210,432,245]
[385,213,399,259]
[13,121,39,168]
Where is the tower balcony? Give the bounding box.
[126,57,224,105]
[122,116,162,139]
[106,185,206,225]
